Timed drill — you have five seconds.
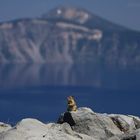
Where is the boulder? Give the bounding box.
[109,114,136,133]
[0,118,94,140]
[0,107,140,140]
[0,122,11,133]
[58,107,140,140]
[58,107,123,139]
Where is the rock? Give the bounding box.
[128,115,140,129]
[109,136,120,140]
[0,118,94,140]
[109,114,136,133]
[0,107,140,140]
[115,128,140,140]
[0,118,49,140]
[58,107,122,139]
[58,107,140,140]
[0,122,11,133]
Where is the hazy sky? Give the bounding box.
[0,0,140,31]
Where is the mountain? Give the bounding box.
[0,6,140,66]
[42,6,127,31]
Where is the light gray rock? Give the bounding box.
[58,107,123,139]
[109,114,136,133]
[58,107,140,140]
[0,118,95,140]
[0,107,140,140]
[0,122,11,133]
[129,115,140,129]
[108,136,120,140]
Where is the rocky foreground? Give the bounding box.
[0,107,140,140]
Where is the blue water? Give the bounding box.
[0,63,140,125]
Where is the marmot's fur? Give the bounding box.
[67,96,77,111]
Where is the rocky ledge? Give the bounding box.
[0,107,140,140]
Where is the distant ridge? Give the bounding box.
[42,6,128,31]
[0,6,140,66]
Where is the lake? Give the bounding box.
[0,63,140,125]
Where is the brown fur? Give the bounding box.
[67,96,77,111]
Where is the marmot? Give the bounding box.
[67,96,77,112]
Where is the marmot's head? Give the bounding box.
[67,96,75,103]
